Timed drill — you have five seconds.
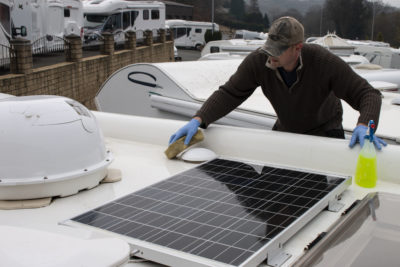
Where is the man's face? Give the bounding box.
[267,43,302,71]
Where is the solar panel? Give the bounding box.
[66,158,350,267]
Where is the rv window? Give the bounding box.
[186,28,191,37]
[104,13,122,31]
[210,46,220,53]
[86,14,108,24]
[151,10,159,20]
[176,28,186,39]
[131,11,139,26]
[195,28,202,33]
[143,10,149,20]
[64,8,70,17]
[123,12,130,29]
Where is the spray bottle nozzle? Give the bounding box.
[365,120,375,142]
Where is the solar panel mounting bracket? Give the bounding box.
[266,247,291,267]
[328,197,345,212]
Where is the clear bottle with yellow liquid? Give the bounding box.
[355,120,377,188]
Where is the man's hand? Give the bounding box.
[169,118,201,145]
[349,124,387,150]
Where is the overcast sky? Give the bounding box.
[381,0,400,7]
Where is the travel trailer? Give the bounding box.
[166,19,219,50]
[83,0,165,45]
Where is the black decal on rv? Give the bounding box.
[127,72,162,88]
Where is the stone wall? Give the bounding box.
[0,32,174,110]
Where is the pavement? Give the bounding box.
[176,49,201,61]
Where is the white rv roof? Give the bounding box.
[2,110,400,267]
[311,33,355,49]
[201,39,265,57]
[166,19,217,27]
[83,0,165,13]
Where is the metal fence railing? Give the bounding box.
[32,35,68,55]
[0,43,12,69]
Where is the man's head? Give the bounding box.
[262,16,304,57]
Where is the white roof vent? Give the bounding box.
[0,95,113,200]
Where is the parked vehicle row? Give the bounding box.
[0,0,220,52]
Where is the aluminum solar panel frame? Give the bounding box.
[64,158,351,267]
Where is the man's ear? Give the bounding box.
[295,42,303,51]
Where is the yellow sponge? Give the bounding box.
[164,130,204,159]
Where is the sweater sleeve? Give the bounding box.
[326,52,382,127]
[195,53,261,128]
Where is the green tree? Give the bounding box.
[302,5,324,37]
[230,0,245,20]
[263,13,270,29]
[248,0,260,14]
[324,0,370,39]
[376,32,384,41]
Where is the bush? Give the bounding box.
[205,30,222,43]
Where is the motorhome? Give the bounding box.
[83,0,165,45]
[166,19,219,50]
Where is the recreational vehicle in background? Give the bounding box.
[166,19,219,50]
[234,29,267,40]
[349,40,400,69]
[9,0,83,53]
[200,39,265,58]
[308,34,400,69]
[83,0,165,46]
[63,0,84,39]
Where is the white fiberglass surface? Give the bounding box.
[2,113,400,267]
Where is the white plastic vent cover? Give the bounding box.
[0,95,113,200]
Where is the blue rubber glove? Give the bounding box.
[169,118,201,145]
[349,125,387,150]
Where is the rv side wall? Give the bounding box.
[169,22,219,49]
[83,5,165,45]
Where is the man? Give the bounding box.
[169,16,386,150]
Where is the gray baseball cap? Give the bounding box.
[261,16,304,57]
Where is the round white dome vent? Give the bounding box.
[0,95,113,200]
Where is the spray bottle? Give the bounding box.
[355,120,378,188]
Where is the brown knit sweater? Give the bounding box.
[195,44,382,136]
